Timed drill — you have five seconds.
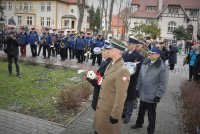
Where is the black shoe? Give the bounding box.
[131,124,143,129]
[122,114,126,118]
[123,116,130,123]
[94,131,98,134]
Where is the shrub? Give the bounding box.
[181,81,200,134]
[57,82,92,112]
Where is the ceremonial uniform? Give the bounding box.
[28,31,39,57]
[43,32,52,58]
[75,36,85,63]
[68,34,75,59]
[19,31,28,57]
[93,58,130,134]
[92,38,104,66]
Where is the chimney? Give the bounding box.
[158,0,163,11]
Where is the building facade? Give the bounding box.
[1,0,89,31]
[130,0,200,40]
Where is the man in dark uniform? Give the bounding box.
[51,29,58,57]
[122,38,144,123]
[75,32,85,63]
[18,27,28,57]
[28,27,39,57]
[58,30,66,61]
[43,28,52,59]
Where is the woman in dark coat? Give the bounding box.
[193,50,200,81]
[88,48,112,110]
[169,42,179,70]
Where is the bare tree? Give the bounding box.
[108,0,115,35]
[77,0,86,32]
[115,0,123,38]
[121,0,131,40]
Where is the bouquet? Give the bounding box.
[77,69,103,86]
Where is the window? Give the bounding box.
[4,16,7,24]
[23,2,28,11]
[47,2,51,12]
[18,16,22,25]
[64,20,70,28]
[46,17,51,26]
[8,2,12,10]
[19,2,22,10]
[146,19,153,25]
[41,2,45,12]
[168,21,176,33]
[27,16,32,25]
[41,17,44,26]
[71,21,75,29]
[2,2,7,10]
[189,10,199,17]
[71,9,74,13]
[29,2,33,10]
[168,5,179,14]
[146,6,156,12]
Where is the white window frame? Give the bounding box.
[19,2,23,10]
[168,6,179,14]
[2,2,7,10]
[64,20,70,28]
[46,17,51,26]
[189,10,199,17]
[168,21,176,33]
[18,16,22,25]
[146,19,153,25]
[8,2,12,11]
[146,6,156,12]
[47,2,51,12]
[27,16,33,26]
[41,2,45,12]
[4,16,7,24]
[23,2,28,11]
[29,2,33,11]
[41,17,45,26]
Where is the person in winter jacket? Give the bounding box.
[18,27,28,57]
[4,32,21,77]
[169,41,179,70]
[28,27,39,57]
[187,45,199,81]
[131,47,168,134]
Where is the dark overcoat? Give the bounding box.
[122,50,144,101]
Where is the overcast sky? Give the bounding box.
[87,0,128,15]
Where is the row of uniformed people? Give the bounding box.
[5,26,107,63]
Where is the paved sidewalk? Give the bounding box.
[0,109,65,134]
[0,48,188,134]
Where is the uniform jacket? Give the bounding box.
[51,33,58,45]
[19,32,28,45]
[136,58,168,103]
[189,50,199,66]
[68,35,75,48]
[95,39,104,48]
[93,58,130,134]
[123,50,144,101]
[28,31,39,45]
[84,37,92,50]
[4,36,20,55]
[169,44,178,64]
[44,33,52,46]
[75,37,85,50]
[91,58,112,110]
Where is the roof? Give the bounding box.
[131,0,200,19]
[62,15,76,19]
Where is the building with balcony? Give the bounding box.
[1,0,89,32]
[129,0,200,40]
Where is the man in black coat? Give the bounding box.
[87,47,112,110]
[122,38,144,123]
[4,31,20,77]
